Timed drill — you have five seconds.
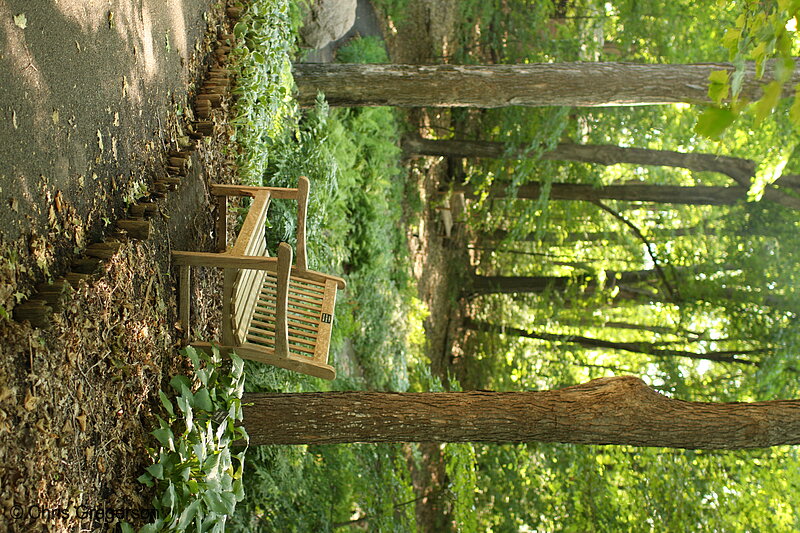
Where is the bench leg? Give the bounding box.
[179,265,191,341]
[215,195,228,252]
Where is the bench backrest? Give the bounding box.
[246,272,339,362]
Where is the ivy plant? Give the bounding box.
[124,346,249,532]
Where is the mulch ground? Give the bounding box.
[0,2,242,530]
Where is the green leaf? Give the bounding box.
[194,388,213,412]
[751,42,769,78]
[730,62,746,100]
[196,367,210,387]
[176,393,190,415]
[159,390,175,418]
[233,477,245,501]
[775,55,795,84]
[203,452,222,478]
[203,491,230,515]
[210,517,227,533]
[709,70,730,85]
[209,345,222,365]
[216,416,229,441]
[708,70,730,104]
[162,481,177,511]
[146,463,164,480]
[170,375,191,393]
[176,392,194,434]
[755,80,783,123]
[193,441,208,464]
[721,28,742,54]
[184,345,201,370]
[137,472,154,487]
[789,86,800,127]
[219,491,237,515]
[152,427,175,449]
[230,351,245,379]
[140,521,164,533]
[695,106,737,139]
[177,499,202,530]
[13,13,27,29]
[230,400,244,422]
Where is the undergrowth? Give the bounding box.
[228,90,424,533]
[228,0,301,183]
[137,7,476,529]
[225,21,429,531]
[128,347,247,532]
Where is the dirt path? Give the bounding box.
[379,0,467,383]
[0,0,215,292]
[0,1,236,531]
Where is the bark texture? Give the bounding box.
[407,137,800,209]
[403,137,756,184]
[243,376,800,448]
[293,62,799,108]
[459,182,745,206]
[480,226,703,244]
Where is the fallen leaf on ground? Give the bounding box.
[23,390,37,411]
[13,13,27,29]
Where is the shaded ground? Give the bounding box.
[0,1,236,530]
[0,0,217,284]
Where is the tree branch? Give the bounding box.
[591,200,679,301]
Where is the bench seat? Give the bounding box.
[173,177,345,380]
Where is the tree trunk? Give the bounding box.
[458,182,745,206]
[242,376,800,448]
[410,137,800,209]
[463,319,761,366]
[479,226,704,244]
[469,268,661,295]
[404,137,756,185]
[293,62,798,108]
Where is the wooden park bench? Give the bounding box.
[173,177,346,380]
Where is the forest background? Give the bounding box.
[4,0,796,531]
[217,0,800,531]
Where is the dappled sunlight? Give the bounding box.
[166,0,189,60]
[52,0,190,101]
[52,0,110,33]
[0,2,48,97]
[137,4,158,82]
